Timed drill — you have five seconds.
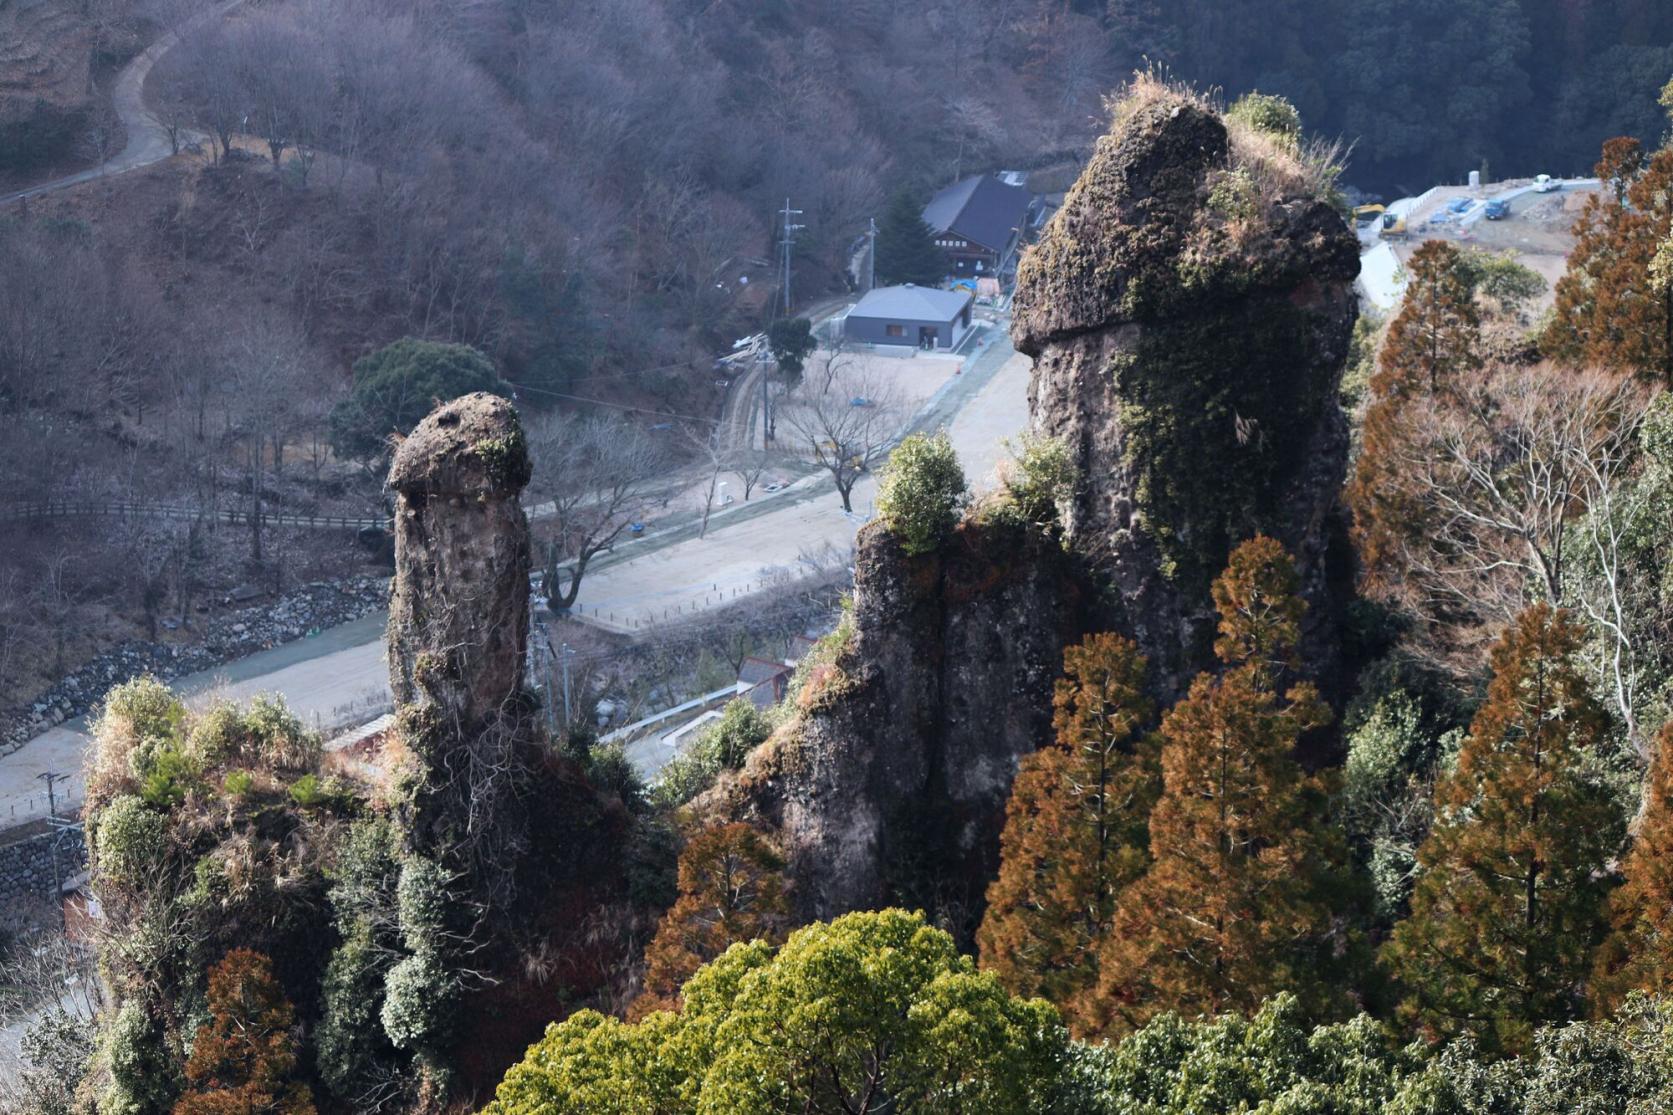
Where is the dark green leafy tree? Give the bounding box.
[767,317,816,386]
[327,338,509,464]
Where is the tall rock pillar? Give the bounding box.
[1012,96,1360,697]
[385,392,533,863]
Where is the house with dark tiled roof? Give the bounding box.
[921,173,1031,280]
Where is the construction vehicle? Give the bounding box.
[1352,204,1386,227]
[1380,209,1410,239]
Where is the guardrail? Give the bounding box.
[0,499,390,531]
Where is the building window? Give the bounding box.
[885,324,905,338]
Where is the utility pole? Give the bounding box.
[867,216,877,293]
[559,643,574,727]
[778,198,804,318]
[37,771,66,932]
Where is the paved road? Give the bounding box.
[570,330,1029,634]
[0,613,387,823]
[0,329,1031,812]
[1,0,244,206]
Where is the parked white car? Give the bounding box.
[1534,174,1561,193]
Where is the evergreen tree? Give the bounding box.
[1099,537,1341,1035]
[1349,238,1481,591]
[767,317,816,386]
[1383,605,1624,1052]
[977,632,1157,1037]
[1545,141,1673,385]
[1594,722,1673,1010]
[174,949,316,1115]
[327,338,509,464]
[874,192,945,288]
[631,823,789,1019]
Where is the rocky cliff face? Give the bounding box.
[1013,96,1359,698]
[708,518,1084,929]
[711,91,1358,928]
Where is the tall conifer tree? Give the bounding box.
[1593,722,1673,1010]
[175,949,316,1115]
[631,823,789,1019]
[1349,239,1482,590]
[1545,142,1673,385]
[1383,604,1623,1052]
[977,633,1156,1036]
[1099,537,1341,1035]
[874,191,946,287]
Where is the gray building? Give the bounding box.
[843,284,973,350]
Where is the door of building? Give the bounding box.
[919,326,938,349]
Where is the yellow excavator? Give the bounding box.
[1352,203,1385,226]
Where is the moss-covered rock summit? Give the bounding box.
[1014,84,1359,697]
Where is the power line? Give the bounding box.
[509,382,723,426]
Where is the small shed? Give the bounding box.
[843,284,974,350]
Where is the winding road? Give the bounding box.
[0,0,243,206]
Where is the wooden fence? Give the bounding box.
[0,499,389,532]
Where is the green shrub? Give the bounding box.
[223,770,254,798]
[998,433,1078,529]
[99,999,180,1115]
[13,1006,95,1115]
[138,746,200,809]
[1207,167,1260,220]
[703,699,771,769]
[104,676,186,743]
[243,694,321,772]
[396,856,457,948]
[648,749,722,812]
[188,704,247,766]
[92,796,167,889]
[586,743,646,811]
[647,700,774,811]
[877,431,968,555]
[328,818,402,928]
[288,773,324,808]
[1226,92,1303,145]
[316,926,400,1100]
[1455,248,1548,314]
[380,951,459,1056]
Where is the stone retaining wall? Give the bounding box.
[0,824,87,909]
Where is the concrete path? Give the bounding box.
[1,0,244,206]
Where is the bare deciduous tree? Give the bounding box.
[1376,365,1651,689]
[527,412,674,609]
[780,366,902,513]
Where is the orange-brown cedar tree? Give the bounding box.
[976,632,1157,1037]
[1382,605,1623,1053]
